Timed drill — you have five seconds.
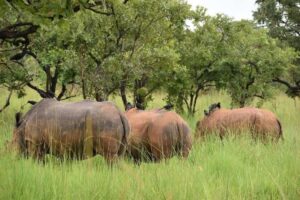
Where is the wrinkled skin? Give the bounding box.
[195,107,283,142]
[11,99,129,164]
[125,108,192,162]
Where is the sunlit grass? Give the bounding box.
[0,88,299,199]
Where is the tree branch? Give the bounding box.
[273,77,300,97]
[60,95,77,101]
[0,90,13,113]
[254,94,265,99]
[81,2,113,16]
[27,82,54,98]
[57,84,67,100]
[88,52,101,65]
[272,77,292,88]
[0,22,39,40]
[27,100,37,105]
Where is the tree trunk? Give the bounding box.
[120,81,127,109]
[239,99,245,108]
[95,92,106,102]
[186,87,201,116]
[82,80,87,99]
[133,78,148,109]
[79,48,87,99]
[49,64,60,95]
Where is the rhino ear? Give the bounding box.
[217,102,221,108]
[204,110,208,116]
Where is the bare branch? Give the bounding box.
[57,84,67,100]
[254,94,265,99]
[27,82,54,98]
[0,90,13,113]
[273,77,300,97]
[60,95,77,101]
[272,77,292,88]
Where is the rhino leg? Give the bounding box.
[150,143,164,162]
[127,144,143,164]
[104,152,118,166]
[181,138,192,159]
[94,133,121,165]
[26,141,46,162]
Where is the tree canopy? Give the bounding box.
[254,0,300,97]
[0,0,298,114]
[221,20,297,107]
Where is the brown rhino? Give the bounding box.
[125,104,192,162]
[11,99,129,163]
[195,102,283,141]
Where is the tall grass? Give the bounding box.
[0,90,299,200]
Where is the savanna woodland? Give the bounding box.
[0,0,299,199]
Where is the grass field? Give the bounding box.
[0,90,299,200]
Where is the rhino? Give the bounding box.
[10,99,129,164]
[195,102,283,141]
[125,104,192,163]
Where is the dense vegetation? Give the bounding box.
[0,0,299,114]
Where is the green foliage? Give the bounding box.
[0,0,80,100]
[167,13,297,111]
[254,0,300,50]
[254,0,300,97]
[46,0,191,104]
[221,21,297,107]
[166,9,233,114]
[0,0,191,104]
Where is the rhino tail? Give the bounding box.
[118,113,130,156]
[277,119,283,141]
[84,111,93,159]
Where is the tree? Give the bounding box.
[221,21,297,107]
[254,0,300,97]
[0,0,82,103]
[165,8,232,115]
[67,0,190,108]
[0,0,134,102]
[0,0,191,110]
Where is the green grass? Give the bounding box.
[0,90,299,200]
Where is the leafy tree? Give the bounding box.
[254,0,300,97]
[221,21,297,107]
[0,0,133,106]
[115,0,190,109]
[0,0,82,105]
[165,8,232,115]
[67,0,190,108]
[0,0,191,110]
